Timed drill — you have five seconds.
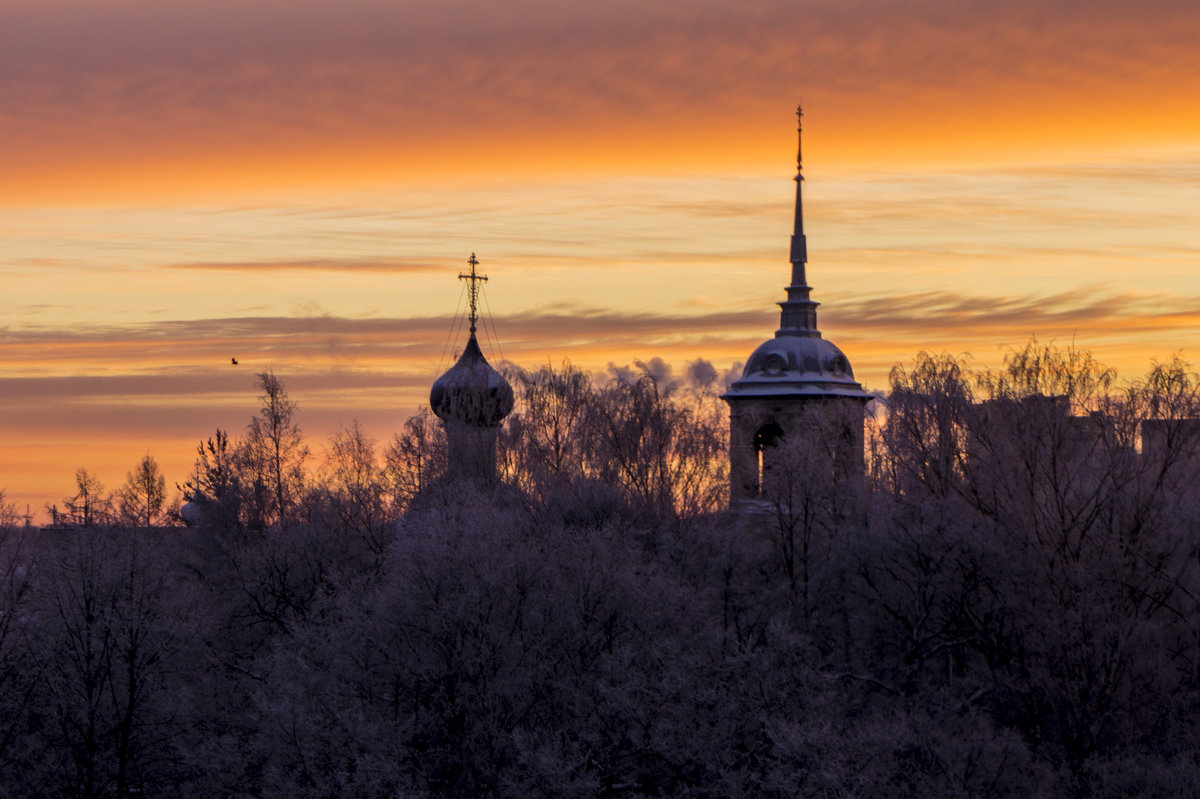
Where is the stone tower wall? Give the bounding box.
[727,395,867,503]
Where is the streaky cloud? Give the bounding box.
[827,288,1200,337]
[4,289,1199,382]
[0,371,433,402]
[169,258,443,273]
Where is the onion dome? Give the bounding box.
[430,333,514,426]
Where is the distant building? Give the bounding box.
[722,108,871,505]
[1141,417,1200,466]
[967,395,1136,482]
[429,254,515,487]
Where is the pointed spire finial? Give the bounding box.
[796,104,804,172]
[458,252,488,335]
[777,104,819,335]
[789,104,808,277]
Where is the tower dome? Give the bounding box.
[734,334,865,398]
[430,333,514,427]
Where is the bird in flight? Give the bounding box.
[231,357,239,365]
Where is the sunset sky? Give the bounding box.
[3,0,1200,518]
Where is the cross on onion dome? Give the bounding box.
[458,253,489,335]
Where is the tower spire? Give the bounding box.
[458,252,488,335]
[777,104,820,336]
[791,104,807,269]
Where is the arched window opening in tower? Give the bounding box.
[753,422,785,497]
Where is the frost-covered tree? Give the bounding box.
[9,340,1200,798]
[312,420,396,562]
[180,428,244,531]
[383,407,446,512]
[16,528,196,798]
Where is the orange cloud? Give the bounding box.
[4,0,1200,202]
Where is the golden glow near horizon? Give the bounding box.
[3,0,1200,518]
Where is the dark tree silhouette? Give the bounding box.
[117,454,167,528]
[11,341,1200,798]
[239,371,309,529]
[64,468,110,529]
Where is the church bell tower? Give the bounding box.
[721,108,870,505]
